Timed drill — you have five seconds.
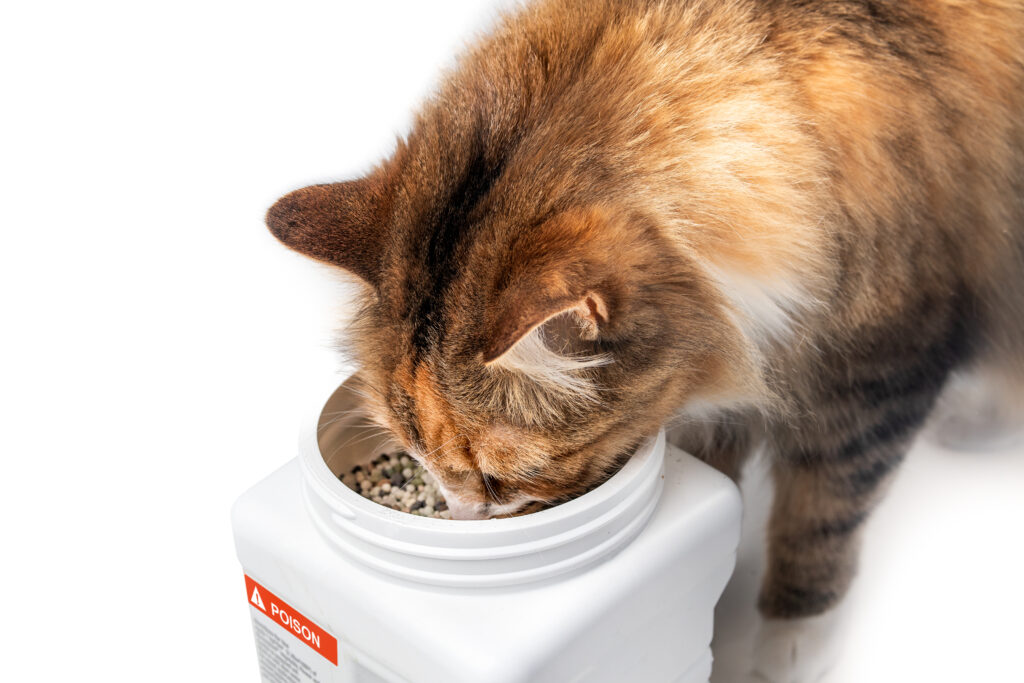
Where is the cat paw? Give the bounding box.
[926,370,1024,452]
[927,407,1024,452]
[746,610,844,683]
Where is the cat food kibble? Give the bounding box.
[340,453,451,519]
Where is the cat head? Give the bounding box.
[267,151,762,518]
[264,35,784,513]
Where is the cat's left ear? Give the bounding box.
[480,207,626,365]
[481,290,610,364]
[265,175,390,286]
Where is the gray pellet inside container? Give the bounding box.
[339,452,451,519]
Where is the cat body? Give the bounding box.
[267,0,1023,679]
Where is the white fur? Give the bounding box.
[703,262,816,347]
[708,453,850,683]
[747,608,847,683]
[433,479,529,520]
[926,367,1024,451]
[675,394,762,423]
[488,323,612,398]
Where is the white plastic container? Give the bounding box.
[232,376,742,683]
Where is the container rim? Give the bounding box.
[300,375,662,533]
[298,373,666,586]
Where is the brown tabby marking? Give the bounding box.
[266,0,1024,618]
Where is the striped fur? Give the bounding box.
[266,0,1024,644]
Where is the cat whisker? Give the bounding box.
[394,465,426,491]
[342,428,396,451]
[482,474,505,506]
[323,427,396,469]
[324,433,394,470]
[316,409,375,434]
[387,433,469,490]
[420,433,469,460]
[348,382,387,403]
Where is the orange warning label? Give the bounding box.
[244,575,338,666]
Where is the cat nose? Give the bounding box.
[445,497,488,520]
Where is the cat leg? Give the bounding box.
[931,261,1024,451]
[927,365,1024,451]
[749,606,848,683]
[749,443,905,683]
[666,415,755,482]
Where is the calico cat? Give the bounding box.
[265,0,1024,680]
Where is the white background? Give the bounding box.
[2,1,1021,681]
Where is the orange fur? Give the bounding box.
[267,0,1024,619]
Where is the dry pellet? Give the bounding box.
[341,452,451,519]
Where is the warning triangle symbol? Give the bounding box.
[250,586,266,611]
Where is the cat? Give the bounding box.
[264,0,1024,680]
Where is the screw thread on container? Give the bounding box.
[301,379,667,588]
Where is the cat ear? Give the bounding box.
[265,176,389,286]
[482,290,610,365]
[482,207,622,365]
